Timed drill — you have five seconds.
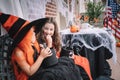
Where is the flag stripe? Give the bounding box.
[103,0,120,40]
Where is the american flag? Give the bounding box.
[103,0,120,40]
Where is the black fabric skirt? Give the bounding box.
[29,57,83,80]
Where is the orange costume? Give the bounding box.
[0,12,40,80]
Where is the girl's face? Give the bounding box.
[43,23,55,36]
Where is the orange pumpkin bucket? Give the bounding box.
[70,25,80,33]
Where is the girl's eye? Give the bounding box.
[44,27,48,30]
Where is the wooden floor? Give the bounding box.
[108,47,120,80]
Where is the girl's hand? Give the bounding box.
[39,44,52,59]
[46,35,52,48]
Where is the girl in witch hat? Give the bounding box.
[0,12,52,80]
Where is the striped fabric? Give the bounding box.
[103,0,120,40]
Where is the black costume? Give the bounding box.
[29,46,83,80]
[29,57,83,80]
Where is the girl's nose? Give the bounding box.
[46,30,51,35]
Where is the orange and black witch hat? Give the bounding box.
[0,12,30,38]
[0,12,49,39]
[0,12,49,56]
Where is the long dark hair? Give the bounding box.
[36,17,61,52]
